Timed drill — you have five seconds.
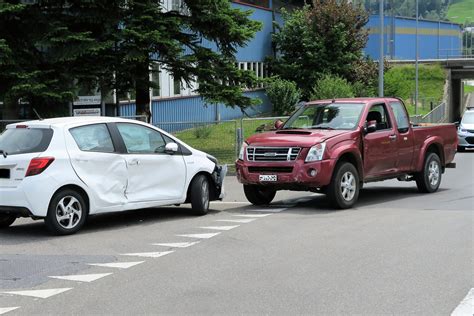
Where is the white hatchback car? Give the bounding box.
[0,117,226,235]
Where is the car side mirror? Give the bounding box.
[165,142,179,154]
[364,120,377,134]
[274,119,284,130]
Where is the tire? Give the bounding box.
[457,146,465,152]
[45,189,87,235]
[327,162,360,209]
[415,152,442,193]
[243,185,276,205]
[190,175,210,215]
[0,214,16,229]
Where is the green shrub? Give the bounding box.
[310,74,354,100]
[265,77,302,115]
[193,125,212,139]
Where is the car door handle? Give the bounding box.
[389,135,397,141]
[128,159,140,166]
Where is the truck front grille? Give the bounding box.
[247,147,300,162]
[248,166,294,173]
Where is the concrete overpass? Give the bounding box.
[388,58,474,122]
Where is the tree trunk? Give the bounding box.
[135,61,150,121]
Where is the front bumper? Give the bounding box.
[458,133,474,148]
[211,164,227,200]
[235,159,336,190]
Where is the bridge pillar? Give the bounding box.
[449,72,463,122]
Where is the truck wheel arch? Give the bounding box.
[335,151,364,181]
[417,139,445,172]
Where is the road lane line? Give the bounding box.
[215,219,256,223]
[451,288,474,316]
[176,233,221,239]
[243,208,287,213]
[121,251,174,258]
[199,225,240,231]
[0,307,20,315]
[233,214,272,218]
[49,273,112,283]
[151,242,200,248]
[1,288,72,299]
[88,261,144,269]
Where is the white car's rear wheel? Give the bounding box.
[45,189,87,235]
[190,175,210,215]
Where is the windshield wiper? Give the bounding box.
[0,150,7,158]
[311,126,335,130]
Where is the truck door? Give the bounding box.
[363,103,398,178]
[388,100,415,172]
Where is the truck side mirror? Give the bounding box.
[454,121,460,127]
[364,120,377,134]
[274,119,284,130]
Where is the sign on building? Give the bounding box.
[73,108,101,116]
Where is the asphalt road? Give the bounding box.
[0,152,473,315]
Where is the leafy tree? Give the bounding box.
[310,74,354,100]
[0,0,262,119]
[265,77,301,115]
[268,1,369,99]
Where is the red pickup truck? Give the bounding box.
[236,98,457,208]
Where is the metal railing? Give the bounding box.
[419,102,447,123]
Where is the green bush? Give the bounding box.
[310,74,354,100]
[265,77,302,115]
[193,125,212,139]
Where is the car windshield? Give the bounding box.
[0,128,53,156]
[461,112,474,125]
[283,103,365,130]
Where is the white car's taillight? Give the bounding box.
[25,157,55,177]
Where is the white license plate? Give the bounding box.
[259,175,277,182]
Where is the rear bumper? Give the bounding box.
[235,159,335,190]
[0,206,33,217]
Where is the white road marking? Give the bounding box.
[121,251,174,258]
[215,219,256,223]
[1,288,72,299]
[245,208,287,213]
[199,225,239,231]
[451,288,474,316]
[49,273,112,283]
[0,307,20,315]
[88,261,144,269]
[177,233,221,239]
[151,242,200,248]
[233,214,272,218]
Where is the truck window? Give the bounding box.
[366,104,391,131]
[389,101,410,132]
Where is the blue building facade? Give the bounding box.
[120,1,462,124]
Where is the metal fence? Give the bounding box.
[419,102,447,123]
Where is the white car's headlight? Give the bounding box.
[238,142,248,161]
[305,143,326,162]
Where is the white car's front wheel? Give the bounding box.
[45,189,87,235]
[190,175,210,215]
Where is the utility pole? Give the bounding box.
[415,0,419,115]
[379,0,384,97]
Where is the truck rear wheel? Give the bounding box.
[327,162,360,209]
[243,185,276,205]
[415,152,441,193]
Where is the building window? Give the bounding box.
[238,61,268,89]
[151,64,160,97]
[173,77,181,96]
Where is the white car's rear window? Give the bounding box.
[0,128,53,156]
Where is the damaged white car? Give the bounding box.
[0,117,226,235]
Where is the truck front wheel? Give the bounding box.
[415,152,441,193]
[327,162,360,209]
[243,185,276,205]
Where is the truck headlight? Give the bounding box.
[305,143,326,162]
[238,142,248,161]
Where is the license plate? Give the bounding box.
[259,174,277,182]
[0,169,10,179]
